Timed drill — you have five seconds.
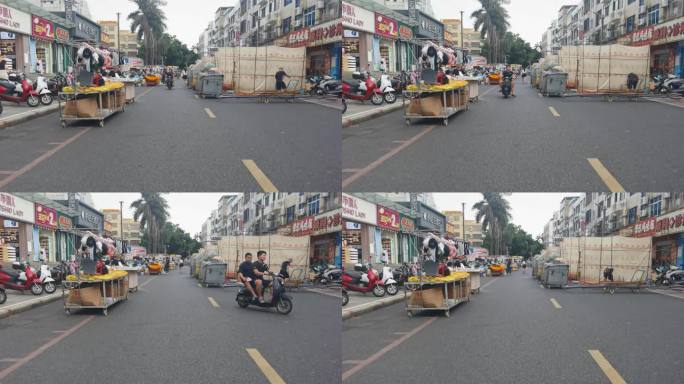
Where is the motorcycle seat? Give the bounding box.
[345,271,363,279]
[3,270,20,280]
[0,80,17,90]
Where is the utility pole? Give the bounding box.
[462,202,466,243]
[119,201,124,253]
[117,12,121,65]
[460,10,464,60]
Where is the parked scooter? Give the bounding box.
[342,288,348,306]
[236,272,293,315]
[311,264,342,286]
[661,265,684,286]
[0,286,6,304]
[37,262,57,294]
[0,73,40,107]
[377,74,397,104]
[0,262,44,295]
[377,265,399,295]
[34,75,53,105]
[342,71,384,106]
[47,73,68,101]
[342,263,385,297]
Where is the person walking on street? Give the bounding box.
[521,260,527,274]
[506,258,512,275]
[275,67,289,93]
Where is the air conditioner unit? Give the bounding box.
[295,5,303,14]
[639,5,646,13]
[295,19,302,27]
[316,0,325,8]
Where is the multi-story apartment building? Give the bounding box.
[375,0,434,16]
[544,1,684,76]
[441,19,483,57]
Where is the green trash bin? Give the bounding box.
[542,72,567,97]
[200,73,224,98]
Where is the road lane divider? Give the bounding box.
[480,277,500,290]
[246,348,287,384]
[550,298,562,309]
[139,276,159,288]
[242,160,278,192]
[0,316,95,380]
[587,158,625,192]
[342,317,437,381]
[548,106,560,117]
[208,297,220,308]
[588,350,627,384]
[342,126,435,189]
[204,108,216,119]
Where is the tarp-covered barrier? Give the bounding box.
[211,46,306,95]
[556,44,649,92]
[216,234,310,274]
[557,236,651,283]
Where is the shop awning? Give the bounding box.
[13,193,79,217]
[0,0,75,28]
[350,193,417,218]
[344,0,418,27]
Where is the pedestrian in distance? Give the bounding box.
[275,67,289,93]
[506,258,512,275]
[521,260,527,274]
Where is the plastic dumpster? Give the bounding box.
[200,262,227,287]
[541,72,567,96]
[199,73,224,98]
[544,264,569,288]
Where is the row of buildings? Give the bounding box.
[197,0,342,78]
[200,193,341,268]
[541,1,684,77]
[341,0,483,76]
[342,193,484,268]
[0,193,141,266]
[0,0,140,76]
[542,193,684,268]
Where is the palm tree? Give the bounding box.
[131,193,169,254]
[473,193,512,255]
[129,0,168,65]
[472,0,511,64]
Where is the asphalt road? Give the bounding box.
[0,85,340,191]
[0,268,340,384]
[342,79,684,191]
[342,272,684,383]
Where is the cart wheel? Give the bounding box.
[466,104,470,111]
[61,121,66,128]
[405,119,411,126]
[99,121,104,128]
[443,119,448,126]
[407,310,413,318]
[103,308,108,316]
[445,310,450,318]
[65,309,71,316]
[608,287,616,295]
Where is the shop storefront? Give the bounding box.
[31,15,55,74]
[0,193,35,263]
[74,201,104,242]
[342,1,374,76]
[397,23,418,71]
[374,13,398,73]
[54,24,71,73]
[286,19,342,79]
[628,17,684,78]
[56,213,75,262]
[0,4,31,73]
[34,202,57,262]
[398,215,417,263]
[632,208,684,268]
[290,209,343,267]
[376,204,399,264]
[342,193,377,267]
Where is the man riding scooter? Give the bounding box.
[237,253,258,299]
[501,65,516,97]
[253,250,270,303]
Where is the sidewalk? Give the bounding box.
[0,102,59,129]
[0,289,65,319]
[342,290,409,320]
[342,99,403,128]
[644,96,684,109]
[647,286,684,301]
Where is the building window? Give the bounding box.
[286,205,295,223]
[647,6,659,25]
[304,6,315,27]
[627,207,637,224]
[284,0,292,5]
[307,194,320,216]
[650,197,662,217]
[243,209,250,223]
[282,17,291,34]
[626,15,635,33]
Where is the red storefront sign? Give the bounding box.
[632,216,656,237]
[291,216,315,236]
[375,13,398,39]
[400,215,415,232]
[628,17,684,46]
[376,205,400,231]
[55,25,70,42]
[287,21,342,48]
[632,209,684,237]
[399,24,414,40]
[58,214,73,230]
[31,15,54,40]
[35,203,57,229]
[291,211,342,236]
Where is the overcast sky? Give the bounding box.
[88,0,234,46]
[431,0,570,45]
[432,193,580,237]
[90,193,232,235]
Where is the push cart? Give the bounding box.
[62,275,129,316]
[111,266,140,292]
[403,275,470,318]
[58,88,125,128]
[402,86,469,126]
[560,270,647,294]
[465,269,482,293]
[458,76,481,101]
[118,79,137,103]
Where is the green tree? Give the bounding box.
[472,0,511,64]
[131,193,169,254]
[161,222,201,257]
[474,193,511,255]
[129,0,167,65]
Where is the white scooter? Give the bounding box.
[37,263,57,294]
[33,76,53,105]
[378,74,397,104]
[360,264,399,295]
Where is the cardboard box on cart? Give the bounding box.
[68,285,103,306]
[409,286,444,308]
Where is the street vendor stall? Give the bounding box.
[145,74,161,86]
[456,76,481,101]
[115,79,138,103]
[402,80,469,126]
[59,82,126,128]
[464,268,481,293]
[110,266,140,292]
[63,270,129,316]
[404,272,470,317]
[488,73,501,85]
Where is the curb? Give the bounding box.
[342,102,403,128]
[0,104,59,129]
[342,292,409,320]
[0,291,64,319]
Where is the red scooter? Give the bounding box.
[0,73,40,107]
[342,72,384,106]
[342,263,386,297]
[0,262,44,295]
